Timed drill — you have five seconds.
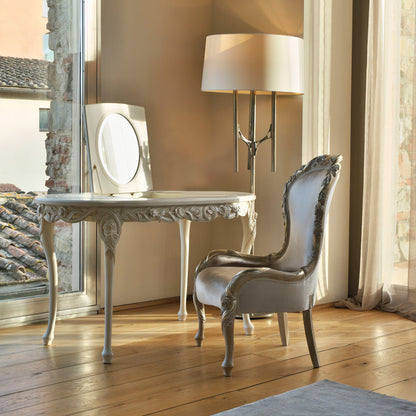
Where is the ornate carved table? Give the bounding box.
[36,190,256,363]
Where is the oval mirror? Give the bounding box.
[98,113,140,185]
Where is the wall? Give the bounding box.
[100,0,348,307]
[101,0,213,304]
[0,0,49,193]
[0,0,46,59]
[206,0,303,261]
[0,97,49,192]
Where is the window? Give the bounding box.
[394,0,416,288]
[0,0,98,326]
[39,108,49,132]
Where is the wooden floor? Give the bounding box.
[0,302,415,415]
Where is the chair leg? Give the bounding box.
[221,295,237,377]
[302,309,320,368]
[277,312,289,346]
[193,291,205,347]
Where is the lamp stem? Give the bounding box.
[249,90,256,194]
[250,148,256,194]
[271,91,277,172]
[233,91,239,173]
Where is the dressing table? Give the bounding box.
[36,103,256,363]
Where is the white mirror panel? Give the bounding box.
[98,113,140,185]
[85,103,153,194]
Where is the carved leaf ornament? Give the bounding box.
[38,201,253,225]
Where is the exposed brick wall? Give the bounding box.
[45,0,74,194]
[43,0,77,292]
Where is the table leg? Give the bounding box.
[240,203,257,335]
[98,212,123,364]
[102,245,115,363]
[40,219,58,346]
[178,219,191,321]
[240,213,256,255]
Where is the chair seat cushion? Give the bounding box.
[195,266,265,309]
[195,266,317,312]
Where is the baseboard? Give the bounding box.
[102,297,335,314]
[314,302,336,310]
[99,295,191,314]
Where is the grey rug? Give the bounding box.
[213,379,416,415]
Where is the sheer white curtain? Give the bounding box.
[339,0,416,320]
[302,0,332,300]
[303,0,352,303]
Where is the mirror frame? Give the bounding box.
[85,103,153,194]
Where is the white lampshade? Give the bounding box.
[201,33,304,95]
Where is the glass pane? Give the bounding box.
[0,0,83,301]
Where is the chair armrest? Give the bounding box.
[196,249,272,274]
[226,267,306,297]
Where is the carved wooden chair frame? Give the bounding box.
[193,154,342,376]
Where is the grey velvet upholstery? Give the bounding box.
[193,155,342,376]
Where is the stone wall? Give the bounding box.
[45,0,74,194]
[44,0,77,292]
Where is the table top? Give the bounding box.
[35,191,256,208]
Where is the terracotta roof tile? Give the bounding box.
[0,255,26,281]
[0,184,23,193]
[0,206,40,235]
[0,56,49,90]
[0,192,48,285]
[4,200,40,226]
[0,223,44,257]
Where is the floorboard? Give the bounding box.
[0,302,415,415]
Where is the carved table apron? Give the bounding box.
[35,191,256,363]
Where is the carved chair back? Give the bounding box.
[271,155,341,273]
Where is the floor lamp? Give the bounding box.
[201,33,304,194]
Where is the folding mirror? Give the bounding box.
[85,103,153,194]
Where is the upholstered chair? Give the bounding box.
[193,155,342,376]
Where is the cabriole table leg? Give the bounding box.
[240,204,257,335]
[99,212,123,364]
[40,219,58,346]
[102,245,115,363]
[178,219,191,321]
